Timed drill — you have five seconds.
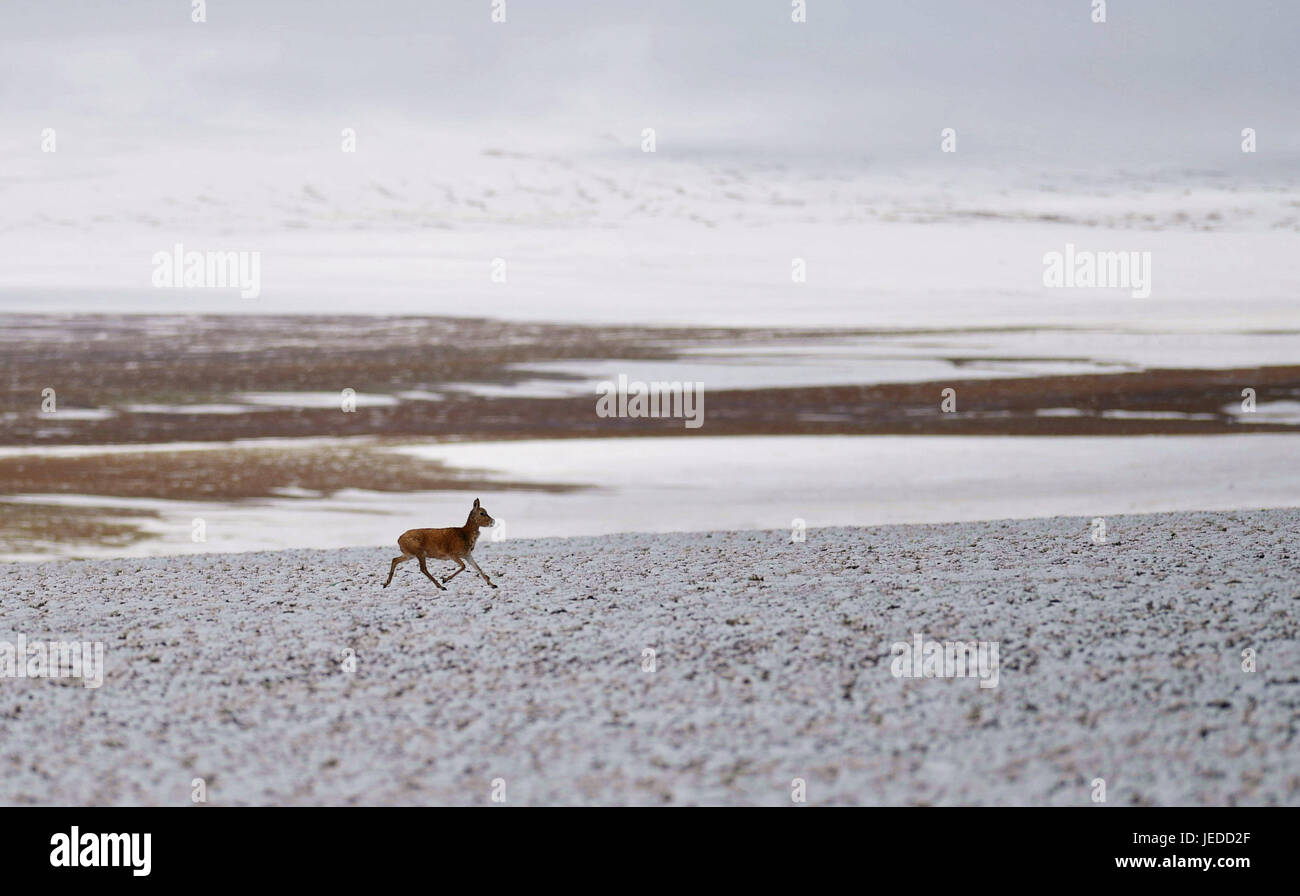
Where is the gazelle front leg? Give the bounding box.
[465,553,497,589]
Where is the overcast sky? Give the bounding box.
[4,0,1298,168]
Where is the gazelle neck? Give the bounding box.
[463,514,481,545]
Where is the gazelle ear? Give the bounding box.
[473,498,480,509]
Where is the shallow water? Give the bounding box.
[8,433,1300,560]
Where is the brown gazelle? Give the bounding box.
[382,498,498,590]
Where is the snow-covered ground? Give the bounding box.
[7,213,1300,336]
[2,508,1296,806]
[3,139,1298,334]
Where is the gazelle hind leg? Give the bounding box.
[466,554,496,589]
[383,554,410,588]
[417,554,447,590]
[442,557,467,585]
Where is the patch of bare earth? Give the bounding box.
[4,315,1298,445]
[0,503,158,555]
[0,443,579,502]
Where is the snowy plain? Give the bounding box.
[1,508,1295,806]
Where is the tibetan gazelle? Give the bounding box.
[382,498,498,590]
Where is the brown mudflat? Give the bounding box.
[2,313,1297,557]
[2,313,1298,554]
[4,314,1297,448]
[0,442,581,502]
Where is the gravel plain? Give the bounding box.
[1,508,1297,806]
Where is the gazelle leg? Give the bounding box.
[417,554,447,590]
[383,555,409,588]
[442,558,467,585]
[466,554,496,589]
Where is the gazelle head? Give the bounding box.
[469,497,495,528]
